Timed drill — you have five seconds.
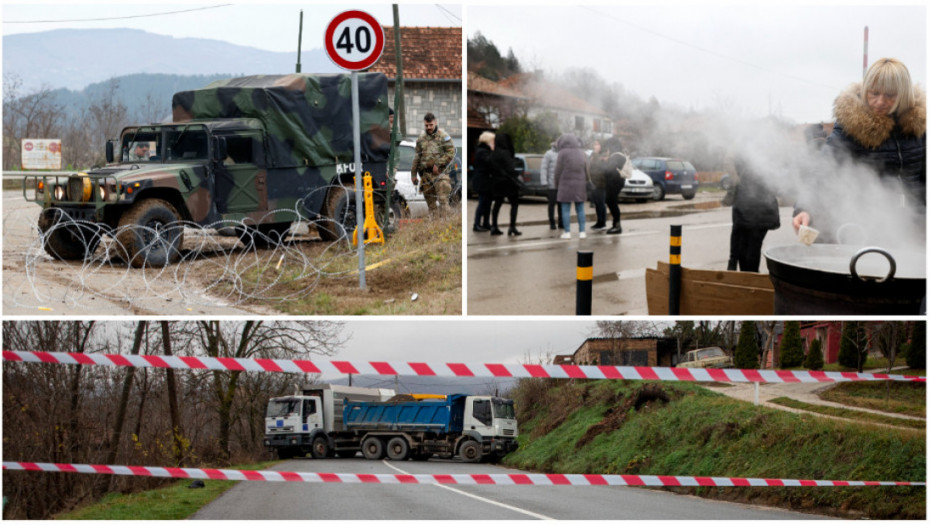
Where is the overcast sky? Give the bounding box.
[2,3,462,52]
[469,4,926,123]
[338,319,601,364]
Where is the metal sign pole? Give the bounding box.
[352,71,366,290]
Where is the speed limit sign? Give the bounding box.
[324,10,385,71]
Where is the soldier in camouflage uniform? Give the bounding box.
[410,112,455,215]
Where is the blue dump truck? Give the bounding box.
[264,384,518,463]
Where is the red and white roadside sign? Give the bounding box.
[324,10,385,71]
[21,139,62,170]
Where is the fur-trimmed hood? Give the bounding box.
[833,83,926,149]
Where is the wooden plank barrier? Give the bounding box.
[645,261,774,315]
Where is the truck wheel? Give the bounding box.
[237,222,291,249]
[310,436,330,459]
[38,209,102,261]
[361,437,385,460]
[385,437,410,461]
[318,183,356,242]
[116,198,183,267]
[459,440,482,463]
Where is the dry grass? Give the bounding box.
[221,211,462,315]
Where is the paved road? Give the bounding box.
[190,457,822,520]
[466,193,799,315]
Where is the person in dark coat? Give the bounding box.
[471,131,494,232]
[793,58,926,240]
[587,140,608,230]
[554,134,589,239]
[602,137,627,234]
[723,153,780,272]
[488,133,522,236]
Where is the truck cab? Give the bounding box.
[457,395,519,462]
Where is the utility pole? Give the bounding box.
[296,10,304,73]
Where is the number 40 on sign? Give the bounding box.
[324,10,385,71]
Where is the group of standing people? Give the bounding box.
[473,131,631,240]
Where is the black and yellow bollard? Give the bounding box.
[353,172,385,246]
[669,225,682,315]
[576,251,593,315]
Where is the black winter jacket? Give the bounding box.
[731,157,780,230]
[471,143,493,194]
[489,134,520,197]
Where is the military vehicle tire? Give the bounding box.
[237,222,291,249]
[318,184,356,241]
[361,436,385,460]
[116,198,183,267]
[386,437,410,461]
[38,209,102,261]
[459,440,482,463]
[310,436,330,459]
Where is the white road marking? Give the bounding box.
[381,460,556,520]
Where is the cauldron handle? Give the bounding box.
[849,247,896,283]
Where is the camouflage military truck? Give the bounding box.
[25,73,393,267]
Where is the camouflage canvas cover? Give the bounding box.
[171,73,391,170]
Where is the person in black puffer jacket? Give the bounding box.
[471,131,494,232]
[793,58,926,240]
[488,133,522,236]
[723,153,780,272]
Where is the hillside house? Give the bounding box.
[554,337,679,367]
[367,26,462,145]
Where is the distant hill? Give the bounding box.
[3,28,338,92]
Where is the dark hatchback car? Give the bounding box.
[514,153,546,197]
[632,157,698,200]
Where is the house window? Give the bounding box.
[575,116,585,130]
[603,121,613,134]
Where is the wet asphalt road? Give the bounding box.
[466,193,799,315]
[190,456,823,520]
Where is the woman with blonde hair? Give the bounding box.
[793,58,926,235]
[471,131,495,232]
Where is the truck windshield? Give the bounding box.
[266,399,300,418]
[121,132,159,163]
[492,399,516,420]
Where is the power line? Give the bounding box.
[4,4,233,24]
[580,6,839,93]
[434,4,461,24]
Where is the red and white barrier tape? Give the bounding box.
[2,351,924,383]
[2,462,923,487]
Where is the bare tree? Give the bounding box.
[2,74,66,170]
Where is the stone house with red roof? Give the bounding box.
[367,26,462,145]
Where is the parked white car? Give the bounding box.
[393,140,430,219]
[618,169,655,203]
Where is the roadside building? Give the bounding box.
[554,337,679,367]
[368,26,462,146]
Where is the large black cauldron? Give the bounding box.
[764,245,926,315]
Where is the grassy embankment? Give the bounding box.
[55,461,278,520]
[208,211,462,315]
[816,380,925,417]
[505,379,925,519]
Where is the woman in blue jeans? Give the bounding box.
[553,133,589,239]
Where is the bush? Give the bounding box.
[838,322,867,371]
[734,321,759,369]
[803,338,824,370]
[779,321,803,368]
[905,322,925,369]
